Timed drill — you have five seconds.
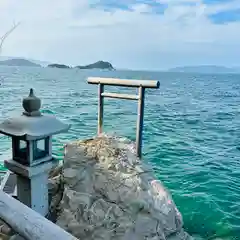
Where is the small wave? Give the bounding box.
[213,92,240,98]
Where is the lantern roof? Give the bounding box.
[0,89,70,140]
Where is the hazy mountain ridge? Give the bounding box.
[0,56,49,67]
[0,58,41,67]
[168,65,240,74]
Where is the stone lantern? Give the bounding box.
[0,89,70,216]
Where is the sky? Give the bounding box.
[0,0,240,70]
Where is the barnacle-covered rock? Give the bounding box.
[56,134,192,240]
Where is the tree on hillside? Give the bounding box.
[0,21,20,55]
[0,21,20,85]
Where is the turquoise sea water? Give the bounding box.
[0,66,239,239]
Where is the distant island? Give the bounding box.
[0,58,115,71]
[2,58,239,74]
[0,58,41,67]
[47,61,114,70]
[48,64,70,69]
[168,65,239,74]
[75,61,115,70]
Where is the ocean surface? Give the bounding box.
[0,66,239,239]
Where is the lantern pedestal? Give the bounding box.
[4,158,58,216]
[0,89,70,215]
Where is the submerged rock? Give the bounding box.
[55,134,192,240]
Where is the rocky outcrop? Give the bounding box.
[55,134,192,240]
[0,134,192,240]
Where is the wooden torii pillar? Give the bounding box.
[87,77,160,158]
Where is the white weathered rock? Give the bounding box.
[55,134,192,240]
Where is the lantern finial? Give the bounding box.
[22,88,41,116]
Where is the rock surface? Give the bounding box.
[0,134,193,240]
[55,134,192,240]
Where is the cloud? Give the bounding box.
[0,0,240,70]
